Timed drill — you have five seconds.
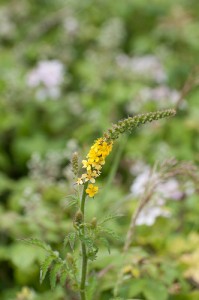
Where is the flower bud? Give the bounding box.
[67,253,74,263]
[74,210,83,225]
[71,152,79,177]
[91,217,97,229]
[103,109,176,141]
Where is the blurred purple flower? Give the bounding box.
[138,85,181,105]
[126,85,186,114]
[130,167,153,197]
[116,54,167,83]
[158,178,184,200]
[130,164,187,226]
[27,60,64,100]
[136,206,171,226]
[130,166,183,201]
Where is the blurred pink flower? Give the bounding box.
[136,206,171,226]
[130,164,188,226]
[27,60,64,100]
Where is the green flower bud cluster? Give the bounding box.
[66,253,77,284]
[67,253,74,263]
[71,152,79,177]
[104,109,176,141]
[90,217,97,229]
[74,210,83,226]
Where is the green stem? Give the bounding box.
[103,135,128,195]
[80,183,88,300]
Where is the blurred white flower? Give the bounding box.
[27,60,64,88]
[67,93,83,115]
[184,181,195,196]
[27,151,62,184]
[64,16,79,35]
[63,139,79,159]
[27,60,64,100]
[63,165,74,181]
[131,55,167,83]
[27,139,79,186]
[136,206,171,226]
[23,187,33,197]
[126,85,186,114]
[139,85,180,104]
[36,86,61,101]
[130,166,183,201]
[0,8,16,39]
[116,54,167,83]
[130,165,184,226]
[130,160,149,176]
[158,178,184,200]
[116,54,130,68]
[98,18,125,49]
[130,167,153,197]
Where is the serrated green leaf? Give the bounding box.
[50,262,63,290]
[87,247,98,261]
[40,255,55,284]
[66,194,79,201]
[99,213,123,225]
[79,233,98,261]
[65,199,78,208]
[64,232,76,250]
[99,237,111,254]
[100,227,121,241]
[20,238,52,253]
[60,267,68,286]
[63,237,68,249]
[68,233,76,249]
[81,236,94,252]
[65,194,79,208]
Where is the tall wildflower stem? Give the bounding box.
[105,135,127,192]
[76,108,176,299]
[80,183,88,300]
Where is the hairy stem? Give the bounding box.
[80,183,88,300]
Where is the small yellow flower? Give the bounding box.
[98,157,105,165]
[122,265,140,278]
[82,171,96,183]
[76,177,84,185]
[82,160,91,171]
[91,162,102,170]
[86,184,99,197]
[17,286,33,300]
[122,265,133,274]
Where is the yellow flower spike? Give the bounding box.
[86,184,99,197]
[80,138,113,196]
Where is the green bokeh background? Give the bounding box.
[0,0,199,299]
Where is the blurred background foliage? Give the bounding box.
[0,0,199,299]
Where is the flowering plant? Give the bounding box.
[22,109,175,300]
